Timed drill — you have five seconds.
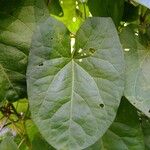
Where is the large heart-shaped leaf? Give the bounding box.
[27,17,124,150]
[120,26,150,117]
[0,0,49,102]
[86,97,145,150]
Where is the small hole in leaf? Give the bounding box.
[149,110,150,113]
[78,48,83,53]
[51,37,53,40]
[39,63,43,66]
[83,53,87,56]
[89,48,96,54]
[99,103,104,108]
[79,59,82,62]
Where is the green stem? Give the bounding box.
[83,2,87,19]
[0,117,8,131]
[47,0,50,6]
[22,120,32,150]
[23,103,29,120]
[70,33,76,58]
[9,103,20,118]
[18,138,25,149]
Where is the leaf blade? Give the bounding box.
[120,26,150,117]
[27,17,124,150]
[0,0,49,102]
[86,97,145,150]
[87,0,124,26]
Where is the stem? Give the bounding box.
[23,103,29,120]
[70,33,76,58]
[15,101,19,110]
[3,122,12,128]
[143,9,150,22]
[18,138,25,149]
[9,103,20,118]
[22,120,32,150]
[0,116,4,120]
[47,0,50,6]
[0,117,8,131]
[83,2,87,19]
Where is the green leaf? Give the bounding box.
[87,0,125,26]
[13,98,29,114]
[102,97,145,150]
[25,120,39,142]
[122,2,139,22]
[84,139,102,150]
[51,0,83,33]
[133,0,150,9]
[47,0,64,17]
[0,136,18,150]
[27,17,124,150]
[14,120,55,150]
[120,26,150,117]
[25,120,55,150]
[32,134,55,150]
[141,117,150,149]
[86,97,145,150]
[0,0,49,102]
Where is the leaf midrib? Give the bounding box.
[68,60,75,143]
